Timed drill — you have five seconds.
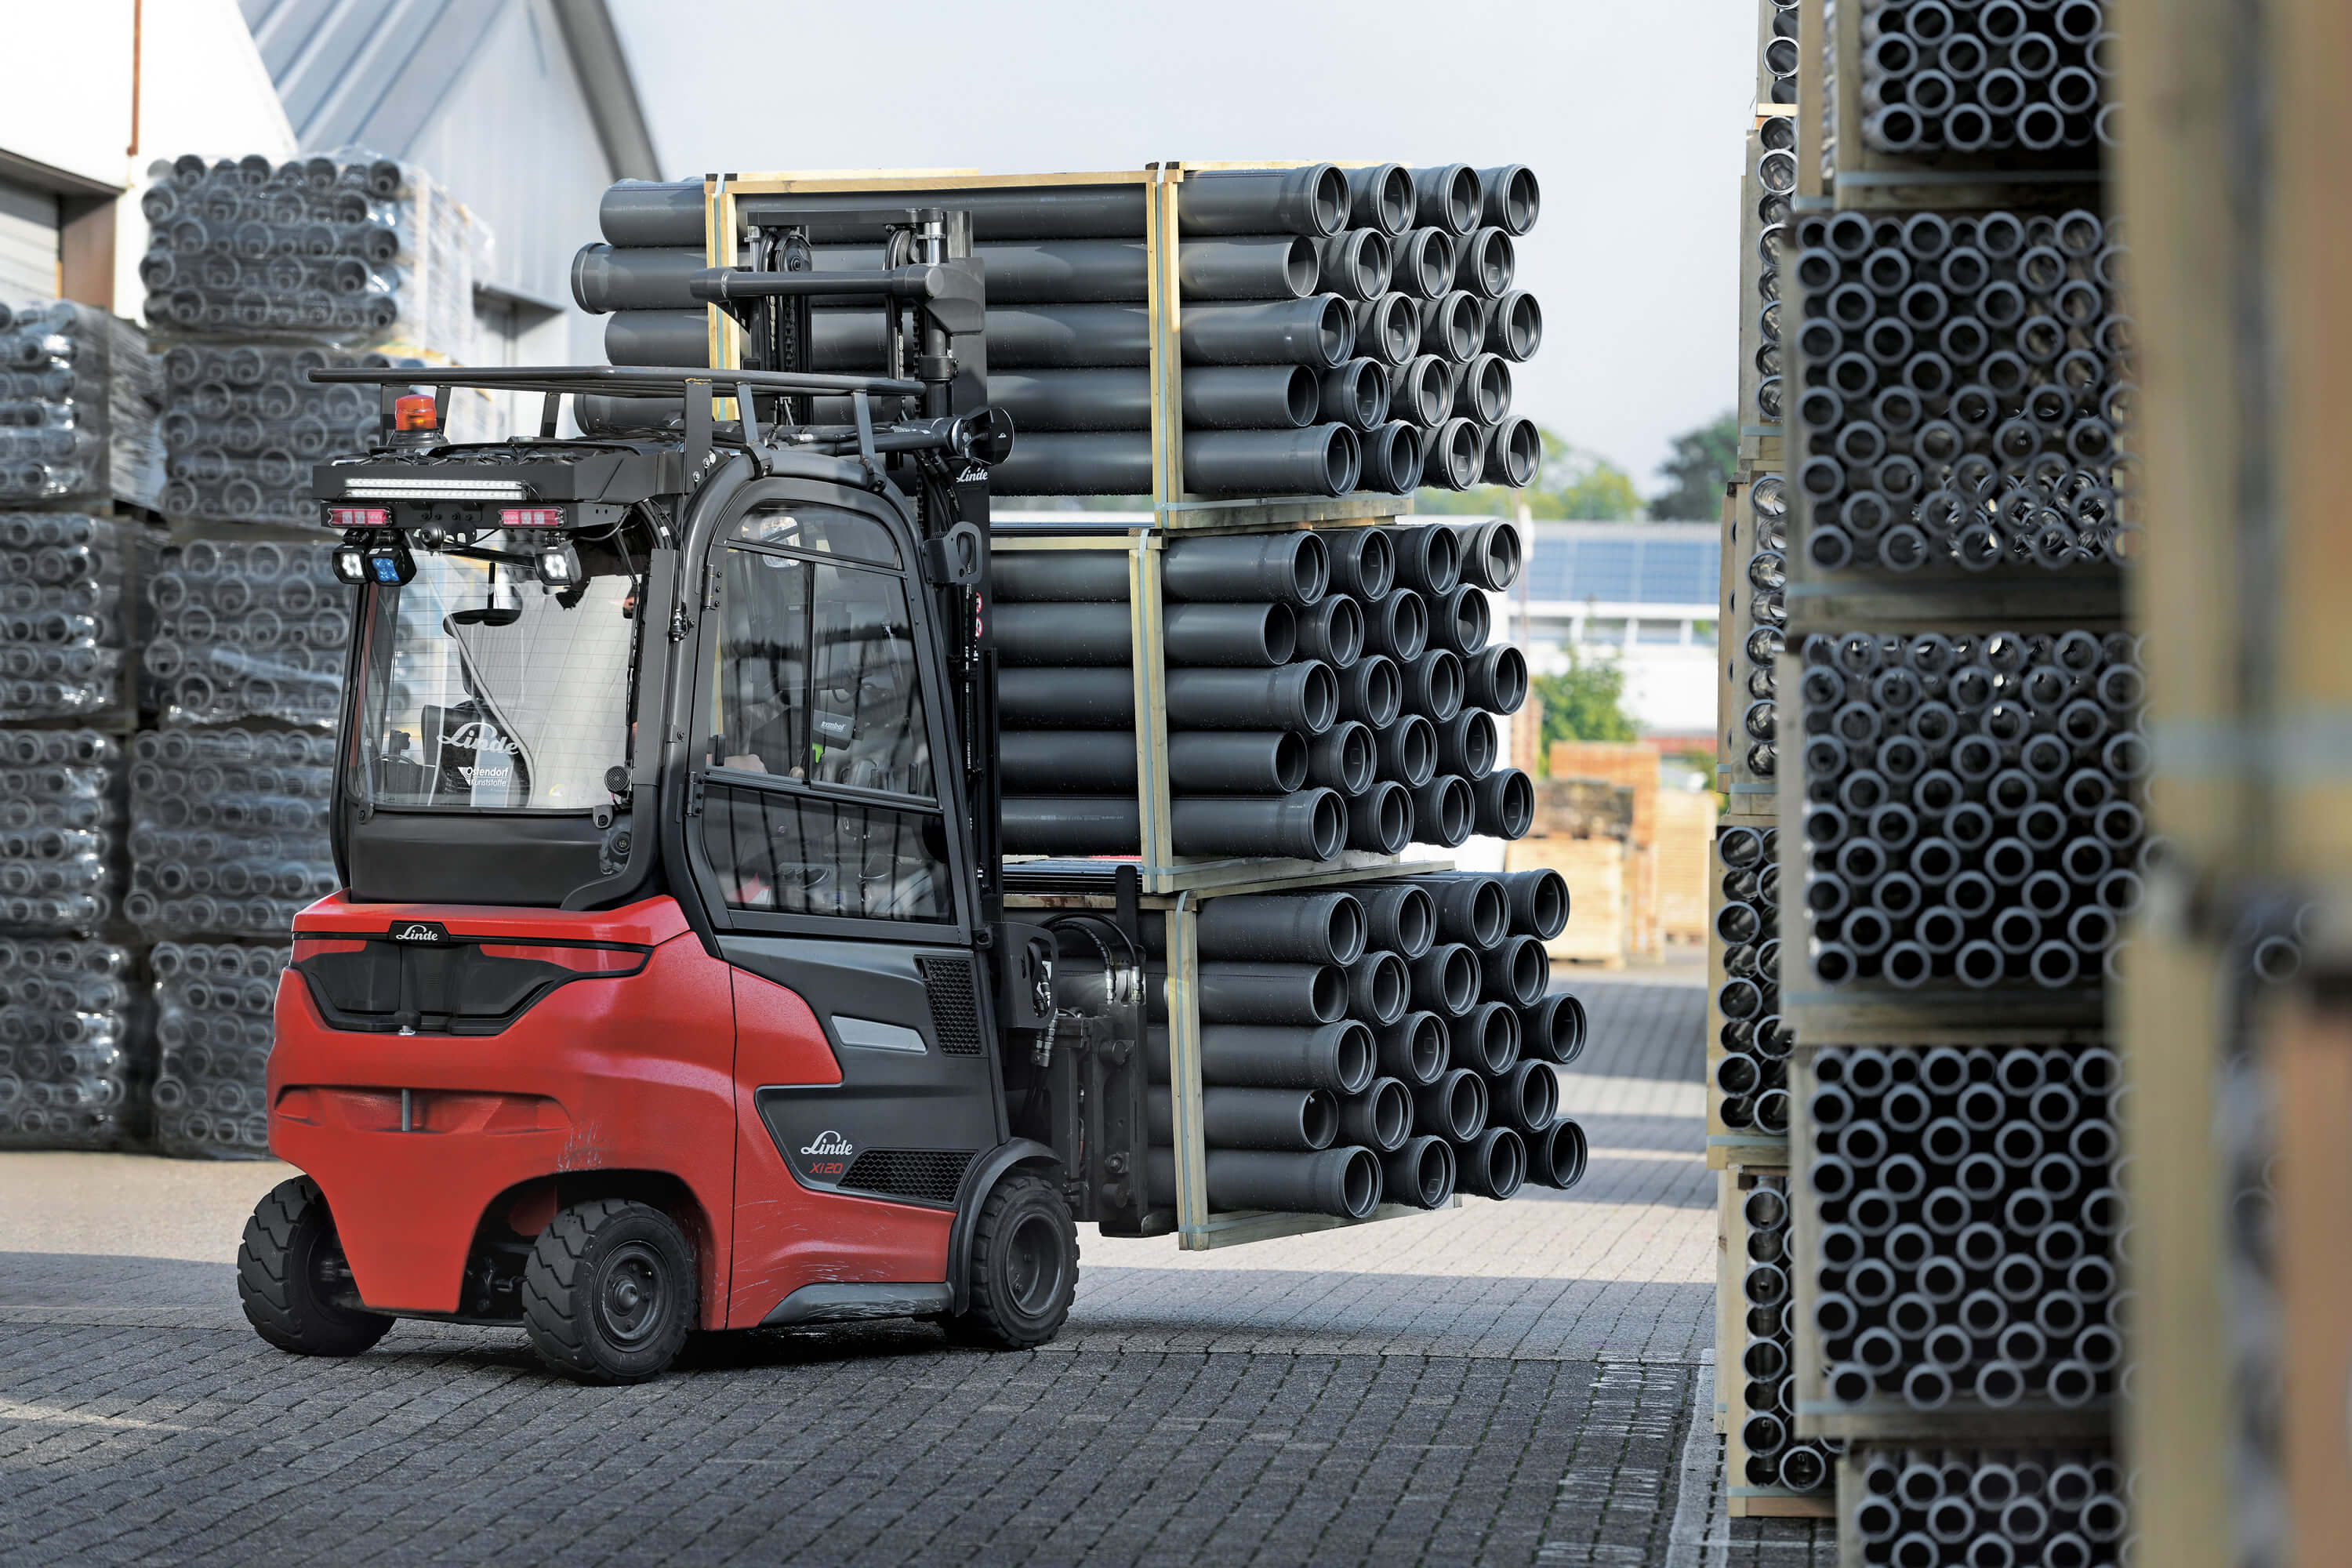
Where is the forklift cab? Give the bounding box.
[241,212,1116,1384]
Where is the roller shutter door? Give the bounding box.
[0,179,59,303]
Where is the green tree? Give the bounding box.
[1647,411,1739,521]
[1414,424,1643,520]
[1532,648,1638,766]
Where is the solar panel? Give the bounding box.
[1523,526,1721,606]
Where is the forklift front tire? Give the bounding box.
[949,1172,1079,1350]
[522,1200,698,1385]
[238,1177,394,1358]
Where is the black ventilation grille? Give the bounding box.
[918,956,983,1055]
[840,1149,975,1206]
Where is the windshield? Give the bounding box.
[358,540,638,811]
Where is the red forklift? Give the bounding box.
[239,207,1149,1382]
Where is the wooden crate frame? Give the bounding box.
[1005,870,1454,1252]
[699,165,1415,532]
[1722,1163,1839,1518]
[1818,0,2107,213]
[1785,1046,2117,1443]
[993,524,1445,897]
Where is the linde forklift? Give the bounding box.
[241,207,1156,1383]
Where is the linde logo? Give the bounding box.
[445,721,517,756]
[800,1131,853,1157]
[391,922,446,943]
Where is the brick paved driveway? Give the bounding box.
[0,973,1830,1566]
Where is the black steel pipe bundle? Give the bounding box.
[1733,1174,1831,1494]
[583,160,1539,496]
[1715,824,1791,1136]
[1145,1145,1383,1220]
[1852,1446,2126,1563]
[1856,0,2116,155]
[1789,207,2135,572]
[1796,628,2147,991]
[1807,1044,2121,1413]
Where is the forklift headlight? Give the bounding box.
[535,542,583,586]
[332,543,370,586]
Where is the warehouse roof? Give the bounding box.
[1523,522,1719,608]
[239,0,657,178]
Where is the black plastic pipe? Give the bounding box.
[1196,961,1348,1025]
[1392,230,1457,299]
[1493,1058,1558,1133]
[1520,992,1586,1066]
[1387,355,1452,425]
[999,790,1345,858]
[1483,935,1550,1008]
[1485,290,1543,361]
[1347,163,1417,237]
[1376,1011,1449,1086]
[1148,1085,1339,1151]
[1454,1000,1521,1075]
[1344,949,1410,1025]
[1360,422,1425,493]
[1146,1145,1382,1219]
[989,426,1363,498]
[997,730,1308,794]
[1436,710,1497,781]
[1319,358,1391,430]
[1338,654,1403,728]
[1295,596,1363,670]
[1428,584,1491,659]
[993,601,1297,666]
[1339,1078,1414,1154]
[1361,590,1428,663]
[1456,1127,1526,1199]
[1453,228,1517,299]
[1420,292,1483,362]
[1477,165,1542,236]
[1308,720,1375,795]
[1527,1119,1585,1189]
[1170,664,1338,732]
[1346,780,1412,854]
[1414,1068,1488,1142]
[1146,1021,1377,1093]
[1499,868,1571,940]
[991,550,1128,602]
[1384,1134,1457,1208]
[1410,942,1479,1018]
[1473,768,1534,838]
[1450,520,1523,593]
[989,365,1319,432]
[1360,883,1436,959]
[1166,531,1331,604]
[1185,296,1357,368]
[1451,353,1512,423]
[1402,650,1465,721]
[1423,416,1485,491]
[1197,891,1367,965]
[1410,165,1483,236]
[1178,165,1352,238]
[1377,713,1436,789]
[1323,527,1394,600]
[1392,525,1463,597]
[1352,294,1421,365]
[1419,873,1508,949]
[1483,415,1542,488]
[1316,230,1392,301]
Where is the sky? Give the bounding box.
[608,0,1757,495]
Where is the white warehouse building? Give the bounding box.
[1506,522,1721,746]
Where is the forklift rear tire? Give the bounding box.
[238,1177,394,1358]
[947,1173,1079,1350]
[521,1200,697,1385]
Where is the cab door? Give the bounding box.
[675,484,1002,1325]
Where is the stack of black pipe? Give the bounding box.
[575,163,1543,497]
[1715,824,1793,1138]
[1139,873,1587,1219]
[995,521,1534,861]
[1736,1175,1837,1494]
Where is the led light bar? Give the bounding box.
[342,477,531,501]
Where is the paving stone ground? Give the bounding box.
[0,966,1832,1566]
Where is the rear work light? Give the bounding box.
[344,477,531,501]
[332,530,415,587]
[327,506,389,529]
[499,506,567,528]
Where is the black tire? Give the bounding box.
[521,1200,697,1384]
[238,1176,393,1358]
[950,1172,1078,1350]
